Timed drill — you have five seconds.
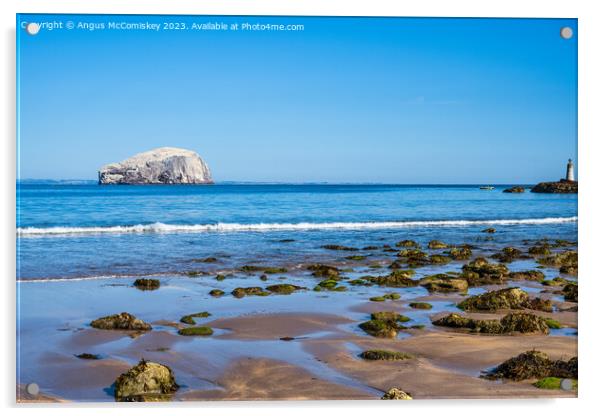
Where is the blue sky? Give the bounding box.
[17,15,577,183]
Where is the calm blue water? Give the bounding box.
[16,184,577,280]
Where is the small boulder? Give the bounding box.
[359,319,399,338]
[482,228,496,233]
[209,289,225,297]
[307,264,341,279]
[368,270,417,287]
[395,240,419,248]
[133,278,160,291]
[509,270,545,282]
[177,326,213,336]
[503,186,525,193]
[563,283,578,302]
[484,351,577,381]
[265,284,305,294]
[381,388,412,400]
[428,240,448,249]
[114,359,179,402]
[447,246,472,260]
[420,274,468,293]
[90,312,151,331]
[461,257,509,285]
[231,287,270,298]
[458,287,552,312]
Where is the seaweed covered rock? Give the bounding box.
[528,243,552,256]
[90,312,151,331]
[240,265,287,274]
[395,249,430,268]
[537,250,578,275]
[482,228,496,233]
[133,278,160,291]
[420,274,468,293]
[509,270,545,282]
[314,279,347,292]
[307,264,340,279]
[433,312,549,334]
[177,326,213,336]
[491,247,524,263]
[428,240,449,249]
[429,254,451,264]
[500,312,550,334]
[461,257,509,285]
[359,319,399,338]
[360,350,413,361]
[396,240,419,248]
[371,311,410,323]
[209,289,225,297]
[484,351,577,381]
[447,246,472,260]
[180,312,211,325]
[563,283,578,302]
[231,287,270,298]
[409,302,433,310]
[458,287,552,312]
[368,270,417,287]
[322,244,359,251]
[265,284,306,294]
[503,186,525,193]
[114,359,179,402]
[381,388,412,400]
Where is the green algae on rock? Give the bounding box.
[368,270,417,287]
[265,284,306,294]
[307,264,341,278]
[359,319,399,338]
[509,270,545,282]
[322,244,359,251]
[457,287,552,312]
[209,289,225,297]
[114,359,179,402]
[491,247,524,263]
[232,287,270,298]
[409,302,433,310]
[483,351,577,381]
[240,265,288,274]
[371,311,410,323]
[447,246,472,260]
[177,326,213,336]
[427,240,449,249]
[395,240,419,248]
[179,311,211,325]
[345,255,367,261]
[433,312,550,335]
[419,274,468,293]
[563,283,578,302]
[359,350,413,361]
[133,278,160,290]
[90,312,152,331]
[460,257,509,286]
[381,388,412,400]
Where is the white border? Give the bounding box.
[2,1,601,415]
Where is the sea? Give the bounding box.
[16,183,578,281]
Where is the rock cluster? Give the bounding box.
[531,180,577,193]
[484,351,577,381]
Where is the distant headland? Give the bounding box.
[98,147,213,185]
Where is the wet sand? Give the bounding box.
[16,239,578,402]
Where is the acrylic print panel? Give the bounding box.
[16,14,577,402]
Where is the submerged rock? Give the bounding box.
[381,388,412,400]
[360,350,413,361]
[99,147,212,185]
[531,180,577,194]
[482,228,496,233]
[396,240,419,248]
[458,287,552,312]
[322,244,359,251]
[409,302,433,310]
[209,289,225,297]
[484,351,577,381]
[537,250,578,275]
[90,312,151,331]
[133,278,160,291]
[114,359,179,402]
[75,353,100,360]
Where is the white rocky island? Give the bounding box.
[98,147,213,185]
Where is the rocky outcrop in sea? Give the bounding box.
[531,180,577,194]
[98,147,213,185]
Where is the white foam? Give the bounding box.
[16,216,578,237]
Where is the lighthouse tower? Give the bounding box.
[566,159,575,182]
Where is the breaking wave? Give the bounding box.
[17,216,578,237]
